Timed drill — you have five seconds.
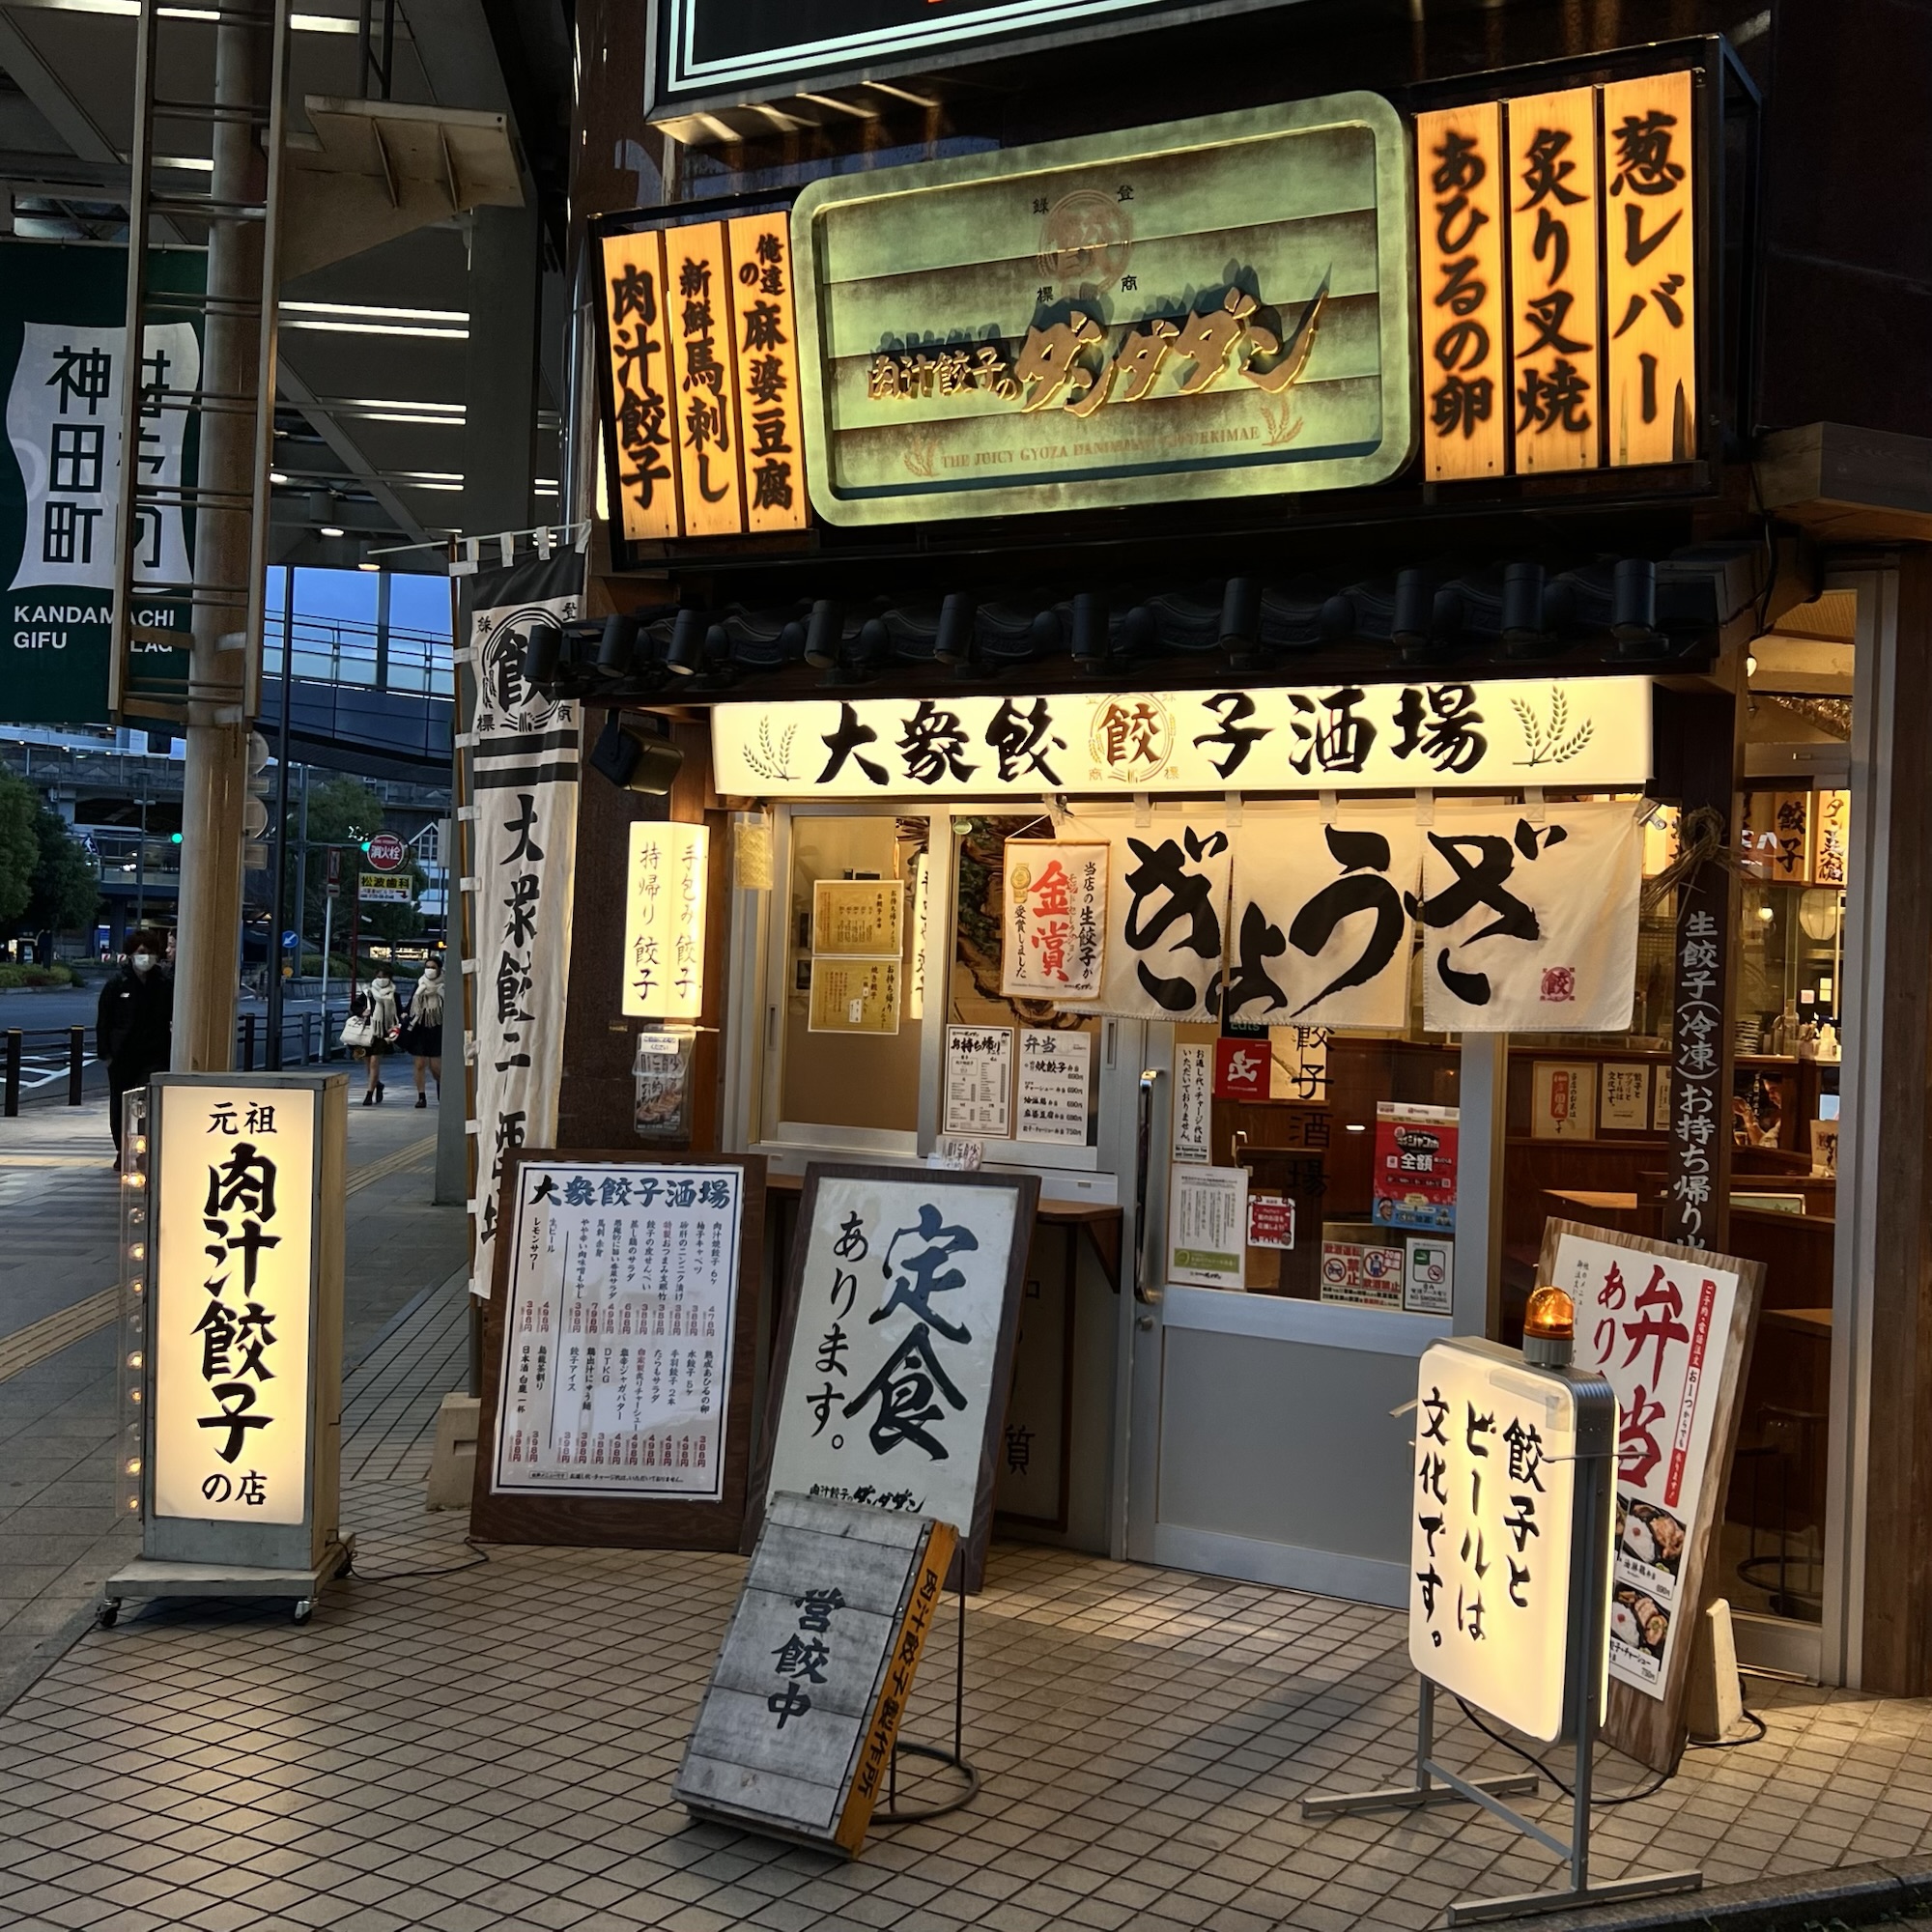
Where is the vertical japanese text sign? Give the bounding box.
[601,227,680,543]
[1417,102,1509,481]
[1409,1336,1593,1744]
[623,821,708,1022]
[1603,70,1697,466]
[1506,87,1601,473]
[724,213,808,532]
[665,222,747,537]
[755,1165,1039,1590]
[146,1073,347,1569]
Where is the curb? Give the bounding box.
[1480,1858,1932,1929]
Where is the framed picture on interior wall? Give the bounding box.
[470,1150,767,1550]
[1530,1061,1597,1139]
[750,1162,1040,1590]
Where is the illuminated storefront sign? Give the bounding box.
[623,821,708,1021]
[596,211,807,548]
[790,96,1414,525]
[151,1079,322,1530]
[712,677,1652,799]
[1419,70,1699,481]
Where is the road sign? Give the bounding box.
[366,832,407,872]
[359,872,412,904]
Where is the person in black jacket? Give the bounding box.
[97,927,174,1156]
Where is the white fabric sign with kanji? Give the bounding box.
[465,554,582,1300]
[1225,802,1425,1030]
[1418,800,1641,1033]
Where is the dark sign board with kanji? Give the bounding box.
[676,1492,955,1854]
[650,0,1298,111]
[751,1162,1038,1592]
[470,1149,767,1551]
[1538,1217,1763,1773]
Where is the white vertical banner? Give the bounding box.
[1418,800,1642,1033]
[6,320,198,593]
[464,554,583,1299]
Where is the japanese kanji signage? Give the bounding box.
[146,1074,346,1571]
[1016,1026,1090,1144]
[596,212,807,553]
[674,1492,955,1856]
[1001,841,1106,1000]
[942,1024,1013,1138]
[624,821,708,1022]
[1,242,200,722]
[712,680,1652,799]
[1373,1102,1459,1235]
[1407,1336,1586,1743]
[463,554,583,1303]
[471,1150,767,1550]
[1541,1220,1762,1773]
[1419,70,1701,479]
[789,95,1414,525]
[485,1157,745,1499]
[754,1165,1038,1589]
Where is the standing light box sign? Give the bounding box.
[1409,1336,1588,1742]
[140,1073,349,1581]
[623,820,708,1021]
[753,1164,1039,1589]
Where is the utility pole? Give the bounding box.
[169,0,272,1070]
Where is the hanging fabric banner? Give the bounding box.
[463,552,584,1299]
[1224,802,1425,1030]
[1052,807,1231,1023]
[1418,800,1641,1033]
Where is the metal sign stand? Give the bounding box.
[876,1564,979,1825]
[1302,1338,1701,1926]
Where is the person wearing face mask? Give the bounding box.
[400,958,444,1107]
[348,968,403,1103]
[97,926,175,1158]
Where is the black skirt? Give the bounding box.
[403,1019,443,1057]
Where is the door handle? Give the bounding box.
[1133,1066,1164,1306]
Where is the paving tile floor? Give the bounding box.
[5,1265,1932,1932]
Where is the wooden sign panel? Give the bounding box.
[1506,86,1601,473]
[1537,1217,1764,1773]
[470,1149,767,1549]
[752,1163,1040,1591]
[675,1492,955,1856]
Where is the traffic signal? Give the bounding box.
[169,832,183,844]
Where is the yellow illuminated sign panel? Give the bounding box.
[152,1082,315,1525]
[623,821,708,1021]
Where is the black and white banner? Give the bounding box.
[462,553,582,1300]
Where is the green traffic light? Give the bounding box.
[170,832,183,844]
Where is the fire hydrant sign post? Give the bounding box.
[102,1072,352,1627]
[1303,1334,1702,1925]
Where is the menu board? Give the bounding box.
[944,1025,1012,1138]
[470,1151,768,1554]
[808,956,901,1035]
[813,878,902,956]
[1016,1027,1089,1144]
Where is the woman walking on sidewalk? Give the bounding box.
[400,958,444,1107]
[96,927,173,1158]
[345,969,402,1104]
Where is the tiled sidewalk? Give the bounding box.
[6,1273,1932,1931]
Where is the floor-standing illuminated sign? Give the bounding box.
[135,1072,350,1587]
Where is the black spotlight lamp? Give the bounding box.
[666,608,707,676]
[1612,558,1659,655]
[804,599,843,670]
[1219,577,1262,669]
[589,712,686,794]
[520,617,563,688]
[1392,568,1435,663]
[1501,561,1547,657]
[934,593,977,669]
[596,613,640,677]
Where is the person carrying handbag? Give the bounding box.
[399,958,445,1107]
[343,970,402,1103]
